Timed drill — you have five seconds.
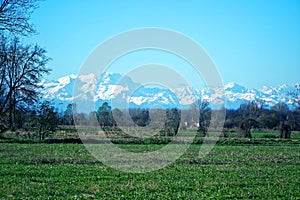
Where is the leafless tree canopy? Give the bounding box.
[239,118,257,138]
[0,0,39,35]
[198,99,210,136]
[289,84,300,110]
[0,34,51,128]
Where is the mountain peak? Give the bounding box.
[224,82,235,89]
[41,73,298,110]
[57,74,77,85]
[224,82,247,93]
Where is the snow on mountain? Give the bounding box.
[95,85,129,100]
[222,82,256,108]
[260,86,273,95]
[41,74,77,100]
[224,82,247,92]
[257,84,295,108]
[41,72,297,111]
[172,86,197,105]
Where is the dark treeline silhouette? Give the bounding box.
[59,99,300,139]
[129,108,151,127]
[68,103,181,136]
[224,100,300,138]
[0,100,59,140]
[1,98,300,140]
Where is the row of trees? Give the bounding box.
[61,103,181,136]
[58,98,300,139]
[1,97,300,140]
[226,98,300,138]
[0,0,299,140]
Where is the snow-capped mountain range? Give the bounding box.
[41,73,297,111]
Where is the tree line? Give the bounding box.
[0,0,299,140]
[58,97,300,139]
[1,97,300,140]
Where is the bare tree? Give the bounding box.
[0,0,40,36]
[239,118,257,138]
[36,100,59,140]
[239,100,260,119]
[0,35,51,129]
[289,84,300,110]
[271,102,289,122]
[271,102,293,138]
[198,99,210,136]
[237,100,260,138]
[279,122,291,139]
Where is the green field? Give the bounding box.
[1,134,300,199]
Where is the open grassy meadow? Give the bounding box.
[1,132,300,199]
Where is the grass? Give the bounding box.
[0,136,300,199]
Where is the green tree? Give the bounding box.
[129,108,151,127]
[97,102,115,128]
[164,108,180,136]
[63,103,75,125]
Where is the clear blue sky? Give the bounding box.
[27,0,300,89]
